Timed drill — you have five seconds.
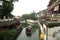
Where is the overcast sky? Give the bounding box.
[11,0,50,16]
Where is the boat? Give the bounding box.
[26,27,31,36]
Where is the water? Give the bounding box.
[17,28,39,40]
[48,26,60,40]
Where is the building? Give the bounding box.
[36,10,46,18]
[36,10,46,22]
[37,0,60,40]
[46,0,60,40]
[48,0,56,6]
[46,0,60,21]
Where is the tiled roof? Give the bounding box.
[48,0,57,6]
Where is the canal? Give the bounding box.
[48,26,60,40]
[17,28,40,40]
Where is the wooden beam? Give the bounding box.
[47,0,60,12]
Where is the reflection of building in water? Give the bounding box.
[53,30,60,40]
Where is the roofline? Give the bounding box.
[47,0,60,12]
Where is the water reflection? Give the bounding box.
[31,26,38,33]
[26,34,32,37]
[17,28,39,40]
[48,26,60,40]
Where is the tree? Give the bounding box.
[22,11,37,20]
[0,29,17,40]
[29,11,37,20]
[0,0,18,18]
[22,14,30,20]
[22,11,37,28]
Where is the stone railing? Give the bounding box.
[0,16,14,22]
[0,18,14,22]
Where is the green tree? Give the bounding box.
[29,11,37,20]
[22,11,37,20]
[0,0,18,18]
[22,11,37,28]
[0,29,17,40]
[22,14,30,20]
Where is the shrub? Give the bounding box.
[0,29,17,40]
